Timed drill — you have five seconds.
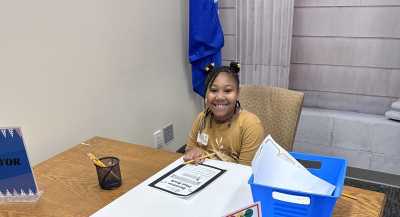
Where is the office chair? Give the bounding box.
[239,85,304,151]
[176,85,304,154]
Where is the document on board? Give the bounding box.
[148,163,226,197]
[251,135,336,196]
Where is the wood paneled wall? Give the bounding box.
[290,0,400,114]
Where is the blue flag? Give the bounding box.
[189,0,224,97]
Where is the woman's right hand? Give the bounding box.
[183,146,206,164]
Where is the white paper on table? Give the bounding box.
[251,135,336,196]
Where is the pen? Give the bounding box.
[342,193,358,200]
[184,152,216,165]
[87,153,107,167]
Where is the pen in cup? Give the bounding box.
[87,153,107,167]
[87,153,121,189]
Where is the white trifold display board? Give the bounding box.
[90,158,254,217]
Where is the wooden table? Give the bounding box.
[0,137,386,217]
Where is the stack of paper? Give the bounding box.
[251,135,335,196]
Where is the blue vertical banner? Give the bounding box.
[189,0,224,97]
[0,128,39,201]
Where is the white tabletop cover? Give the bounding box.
[90,158,254,217]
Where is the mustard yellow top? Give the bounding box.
[186,110,264,165]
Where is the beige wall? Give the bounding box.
[0,0,201,165]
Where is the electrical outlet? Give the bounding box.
[153,130,164,149]
[163,123,174,145]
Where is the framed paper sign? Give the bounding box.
[149,163,225,198]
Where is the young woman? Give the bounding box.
[183,62,264,166]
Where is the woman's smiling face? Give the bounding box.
[206,71,239,123]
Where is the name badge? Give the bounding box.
[197,133,208,146]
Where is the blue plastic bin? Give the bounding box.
[248,152,347,217]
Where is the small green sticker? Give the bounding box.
[244,208,253,217]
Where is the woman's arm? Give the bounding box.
[183,113,208,163]
[238,115,264,165]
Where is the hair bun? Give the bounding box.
[229,62,240,73]
[204,63,215,73]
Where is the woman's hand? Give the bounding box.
[183,146,206,164]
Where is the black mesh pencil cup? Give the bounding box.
[95,156,122,190]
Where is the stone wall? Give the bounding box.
[294,108,400,175]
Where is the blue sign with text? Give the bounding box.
[0,128,38,195]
